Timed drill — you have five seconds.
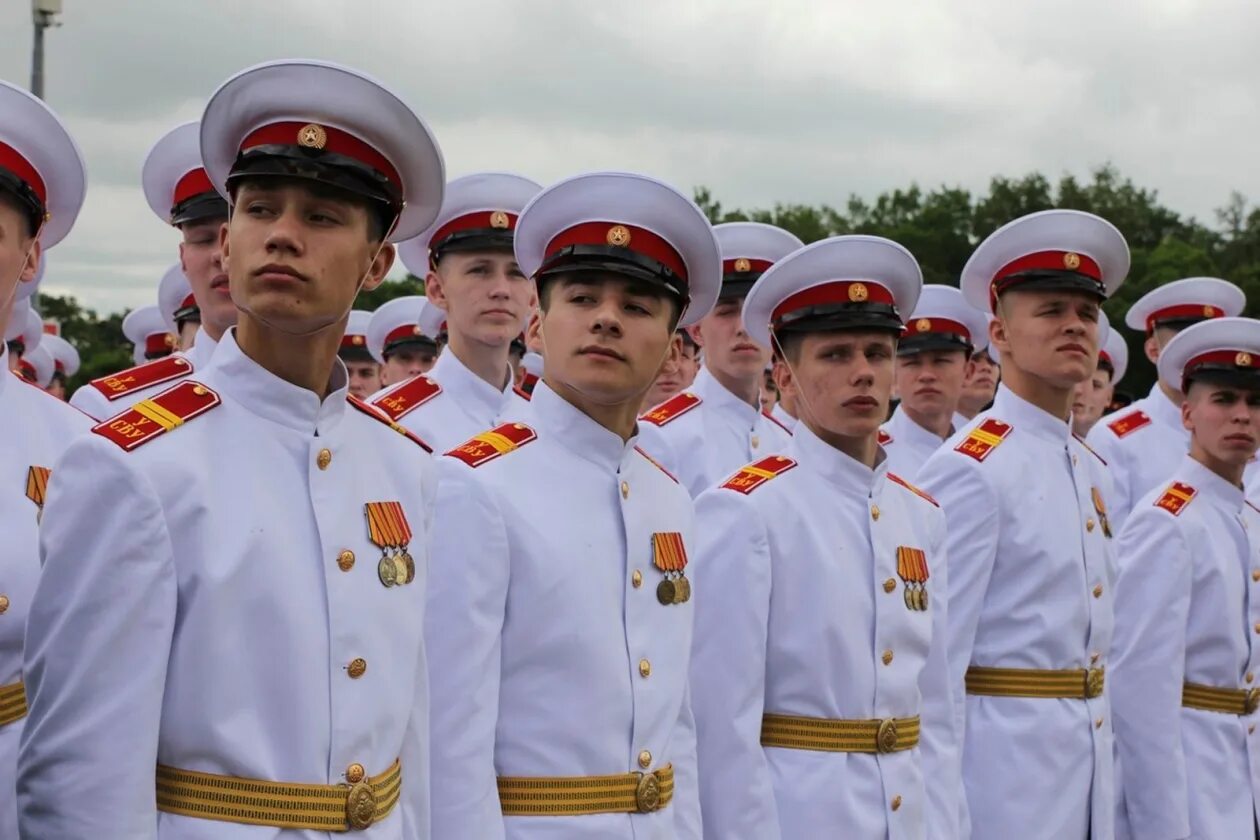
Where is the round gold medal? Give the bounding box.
[378,556,397,588]
[657,578,676,606]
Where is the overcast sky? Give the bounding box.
[2,0,1258,314]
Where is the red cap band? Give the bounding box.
[1099,350,1112,365]
[41,323,57,335]
[17,359,36,382]
[1146,303,1224,333]
[723,257,773,275]
[179,293,197,311]
[145,333,175,356]
[53,360,64,373]
[385,324,427,347]
[172,168,215,208]
[1186,349,1259,371]
[545,222,688,283]
[429,210,518,252]
[991,250,1102,307]
[0,140,46,205]
[904,316,970,342]
[240,122,401,192]
[341,333,368,350]
[771,280,895,324]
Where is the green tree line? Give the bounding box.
[41,165,1260,397]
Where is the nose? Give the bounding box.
[264,205,303,255]
[590,298,624,337]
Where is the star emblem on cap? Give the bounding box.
[164,334,176,347]
[606,225,632,247]
[352,335,364,345]
[915,318,931,332]
[1205,305,1216,317]
[734,258,751,272]
[848,282,869,303]
[1237,352,1253,367]
[490,211,510,229]
[1063,252,1082,270]
[297,124,327,150]
[412,325,423,336]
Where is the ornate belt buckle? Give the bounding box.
[1245,688,1260,716]
[1085,668,1105,699]
[876,718,899,753]
[345,780,377,830]
[635,772,662,813]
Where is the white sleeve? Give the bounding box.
[670,681,703,840]
[919,507,960,840]
[425,459,510,840]
[1109,505,1193,839]
[18,437,176,839]
[67,383,109,421]
[689,488,781,840]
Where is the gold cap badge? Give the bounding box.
[734,258,751,272]
[1205,305,1217,317]
[1237,352,1253,367]
[1063,252,1082,270]
[848,282,869,303]
[915,318,931,333]
[297,124,327,150]
[352,335,364,345]
[606,225,632,247]
[490,211,510,229]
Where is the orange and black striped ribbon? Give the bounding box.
[25,466,50,509]
[896,547,928,584]
[652,532,688,573]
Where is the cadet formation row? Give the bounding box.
[0,58,1256,840]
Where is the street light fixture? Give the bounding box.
[31,0,64,100]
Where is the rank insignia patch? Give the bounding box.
[365,501,415,588]
[1154,481,1197,516]
[955,418,1012,462]
[445,422,537,468]
[896,546,930,611]
[640,392,701,427]
[720,455,797,494]
[652,532,691,605]
[1107,410,1151,439]
[25,465,50,512]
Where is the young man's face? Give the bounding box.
[427,250,534,350]
[895,348,968,419]
[760,368,778,411]
[992,289,1100,390]
[179,216,235,336]
[0,198,39,338]
[690,296,769,384]
[1071,366,1112,434]
[1184,381,1260,467]
[344,359,382,399]
[380,345,437,385]
[642,333,688,410]
[46,374,66,401]
[221,181,392,337]
[777,330,896,439]
[960,348,999,410]
[533,273,679,407]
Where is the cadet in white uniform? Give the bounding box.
[690,235,958,840]
[0,79,90,839]
[71,121,233,421]
[340,310,380,400]
[1087,277,1245,527]
[19,59,446,838]
[917,210,1131,840]
[1111,317,1260,839]
[426,171,721,839]
[637,222,800,496]
[370,172,539,451]
[40,332,80,401]
[1071,313,1128,439]
[881,284,988,480]
[4,300,40,371]
[366,294,443,387]
[157,262,200,351]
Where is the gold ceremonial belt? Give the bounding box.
[155,758,401,832]
[0,681,26,726]
[1183,682,1260,716]
[498,765,674,817]
[761,713,921,754]
[965,665,1105,699]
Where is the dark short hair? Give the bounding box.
[0,188,36,239]
[231,175,390,243]
[537,271,683,332]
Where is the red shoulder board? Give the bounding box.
[513,385,532,402]
[370,375,441,421]
[878,429,893,445]
[1107,410,1152,439]
[640,392,701,427]
[1154,481,1197,516]
[1073,433,1107,465]
[91,380,220,451]
[888,472,939,507]
[720,455,797,495]
[762,410,792,435]
[446,422,537,468]
[954,418,1012,463]
[634,445,678,483]
[87,355,193,401]
[348,396,432,453]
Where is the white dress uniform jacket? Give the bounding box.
[0,349,89,838]
[917,385,1116,840]
[689,422,957,840]
[1111,455,1260,839]
[769,402,797,433]
[69,327,218,421]
[880,405,950,481]
[19,331,437,839]
[369,348,529,453]
[1087,383,1186,529]
[426,382,701,840]
[637,366,792,497]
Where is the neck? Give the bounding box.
[447,330,511,391]
[234,316,341,399]
[808,419,880,468]
[902,403,952,438]
[545,377,640,442]
[955,401,980,420]
[1190,443,1247,488]
[1158,380,1184,406]
[707,363,761,408]
[1001,365,1073,421]
[203,320,228,342]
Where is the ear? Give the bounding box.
[686,322,704,349]
[1144,334,1160,365]
[527,307,545,355]
[772,356,794,396]
[424,268,448,309]
[1181,395,1194,432]
[657,333,683,378]
[218,220,231,273]
[17,237,41,285]
[989,314,1011,358]
[360,243,395,293]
